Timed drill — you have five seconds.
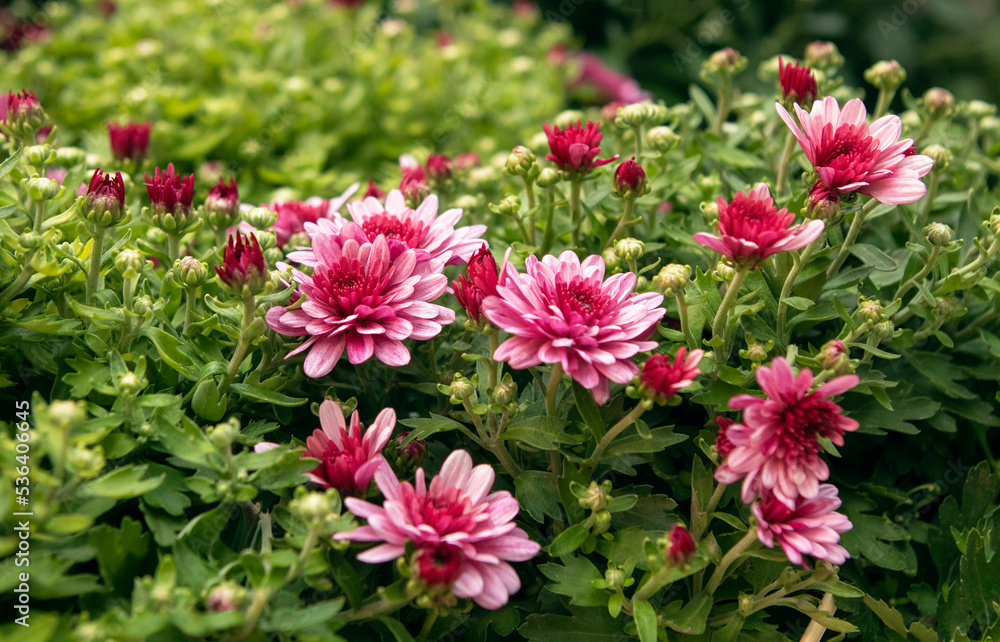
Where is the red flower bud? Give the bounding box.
[778,57,818,106]
[216,232,267,295]
[542,120,619,175]
[107,121,151,161]
[612,157,647,198]
[667,525,696,565]
[425,154,452,182]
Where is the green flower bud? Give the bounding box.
[133,295,153,317]
[453,195,480,211]
[647,126,680,153]
[743,342,769,364]
[922,144,952,171]
[614,238,645,261]
[468,166,499,190]
[252,229,277,251]
[245,206,277,230]
[604,568,626,591]
[921,87,956,120]
[864,60,906,92]
[116,249,146,279]
[653,263,691,297]
[602,246,622,272]
[700,200,719,220]
[173,256,209,287]
[492,376,518,406]
[803,41,844,71]
[615,102,659,128]
[872,319,895,340]
[116,371,147,398]
[25,145,55,166]
[964,99,997,120]
[68,445,105,479]
[449,374,475,403]
[553,109,586,129]
[206,582,247,613]
[924,222,954,247]
[536,167,562,188]
[208,419,240,450]
[48,399,86,431]
[503,145,536,176]
[981,116,1000,135]
[702,47,748,80]
[489,195,521,218]
[715,260,736,282]
[18,231,43,251]
[934,296,959,319]
[25,176,62,202]
[145,227,167,245]
[580,481,611,511]
[856,298,885,324]
[290,490,334,525]
[55,146,87,166]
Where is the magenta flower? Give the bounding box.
[753,485,852,568]
[714,417,735,460]
[776,96,933,205]
[452,244,501,325]
[543,120,620,175]
[335,450,541,609]
[482,251,665,404]
[302,400,395,495]
[667,525,696,565]
[2,89,41,123]
[265,223,455,377]
[637,348,703,405]
[85,168,126,217]
[714,357,859,508]
[107,121,151,161]
[777,57,818,105]
[344,189,486,266]
[144,163,195,217]
[570,52,651,105]
[693,183,824,270]
[270,183,359,247]
[216,232,267,295]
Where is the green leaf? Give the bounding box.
[138,326,199,380]
[664,594,712,634]
[89,517,150,593]
[0,146,23,180]
[632,600,658,642]
[78,464,165,499]
[548,523,590,557]
[230,382,308,407]
[376,616,416,642]
[504,415,579,450]
[849,243,898,271]
[961,461,1000,528]
[574,380,607,441]
[781,296,814,311]
[604,427,687,458]
[260,598,345,632]
[862,595,908,635]
[803,610,859,633]
[520,607,629,642]
[960,529,1000,628]
[515,470,561,523]
[539,556,606,607]
[811,581,865,599]
[841,513,912,572]
[399,414,471,442]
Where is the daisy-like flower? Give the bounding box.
[270,183,359,247]
[753,484,852,568]
[693,183,824,270]
[343,189,486,265]
[265,223,455,377]
[636,348,704,405]
[335,450,541,609]
[543,120,620,175]
[714,357,859,507]
[482,250,665,404]
[776,96,934,205]
[301,400,395,495]
[777,57,818,106]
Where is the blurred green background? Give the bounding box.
[525,0,1000,106]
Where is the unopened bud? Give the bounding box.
[489,195,521,218]
[492,377,518,406]
[924,222,953,247]
[864,60,906,92]
[116,371,147,398]
[25,145,55,166]
[964,100,997,120]
[856,298,885,324]
[604,568,626,591]
[133,295,153,317]
[612,158,648,199]
[715,260,735,281]
[68,445,105,479]
[923,144,951,171]
[503,146,536,176]
[208,419,240,449]
[602,247,622,272]
[614,238,645,261]
[653,264,691,297]
[116,249,145,279]
[292,490,334,524]
[817,339,850,375]
[666,525,696,565]
[18,231,43,251]
[55,147,87,166]
[48,400,86,431]
[536,167,561,188]
[387,432,428,471]
[703,47,747,79]
[647,126,680,153]
[580,481,611,511]
[206,582,247,613]
[616,102,664,128]
[934,296,959,319]
[743,342,769,364]
[873,319,895,340]
[245,206,277,230]
[449,375,475,402]
[174,256,209,287]
[26,176,62,201]
[803,41,843,71]
[922,88,956,120]
[553,109,586,129]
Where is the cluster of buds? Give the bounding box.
[144,163,196,234]
[83,169,128,228]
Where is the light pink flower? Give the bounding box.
[335,450,541,609]
[715,357,859,508]
[269,183,359,246]
[265,223,455,377]
[753,484,852,568]
[344,189,486,265]
[693,183,824,270]
[482,251,665,404]
[776,96,933,205]
[302,400,395,494]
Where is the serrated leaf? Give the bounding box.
[849,243,898,271]
[862,595,908,635]
[665,594,712,634]
[504,415,578,450]
[515,470,561,523]
[539,556,606,606]
[548,523,590,557]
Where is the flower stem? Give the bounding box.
[217,292,257,397]
[606,198,635,248]
[523,177,537,245]
[938,233,1000,290]
[777,238,821,342]
[540,185,557,256]
[418,611,439,641]
[631,563,672,604]
[775,130,797,197]
[873,87,897,120]
[692,482,726,541]
[826,198,879,278]
[705,529,759,594]
[183,285,198,335]
[0,261,37,305]
[918,170,940,226]
[676,293,698,349]
[337,588,421,624]
[284,526,320,585]
[632,125,644,158]
[586,404,646,465]
[167,232,181,263]
[799,593,837,642]
[569,179,582,246]
[713,76,732,136]
[85,224,107,305]
[711,268,748,359]
[544,362,564,418]
[894,245,940,301]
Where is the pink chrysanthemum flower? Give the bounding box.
[301,400,395,495]
[637,348,704,405]
[270,183,359,247]
[693,183,824,270]
[714,417,735,460]
[753,485,852,568]
[776,96,933,205]
[715,357,859,507]
[452,244,503,325]
[342,189,486,266]
[265,223,455,377]
[482,251,665,404]
[778,57,818,106]
[335,450,541,609]
[543,120,620,175]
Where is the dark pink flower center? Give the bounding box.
[361,213,427,248]
[774,394,846,464]
[556,277,610,323]
[813,124,881,190]
[309,429,367,494]
[719,192,793,244]
[312,257,386,313]
[416,542,464,585]
[405,485,477,536]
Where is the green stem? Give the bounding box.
[777,238,821,341]
[894,245,940,301]
[632,125,643,158]
[167,232,181,263]
[918,171,940,226]
[285,526,320,584]
[523,177,537,245]
[0,261,37,305]
[587,404,646,465]
[419,611,439,640]
[217,292,258,397]
[873,87,896,120]
[32,201,45,232]
[606,198,636,248]
[461,398,489,443]
[676,293,698,349]
[337,588,421,624]
[631,564,673,603]
[705,529,759,594]
[540,185,557,256]
[569,179,582,247]
[775,130,797,197]
[941,234,1000,287]
[711,268,748,359]
[183,285,197,335]
[85,225,107,305]
[692,482,726,541]
[826,199,879,278]
[713,76,732,136]
[487,330,500,389]
[915,116,936,145]
[544,362,564,418]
